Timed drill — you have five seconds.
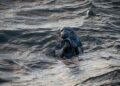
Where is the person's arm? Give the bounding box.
[62,40,70,51]
[59,40,70,58]
[77,37,84,53]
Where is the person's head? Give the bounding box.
[59,27,75,39]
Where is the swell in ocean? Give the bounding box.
[0,0,120,86]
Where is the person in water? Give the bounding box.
[54,27,83,64]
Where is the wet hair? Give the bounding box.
[59,27,76,39]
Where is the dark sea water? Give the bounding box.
[0,0,120,86]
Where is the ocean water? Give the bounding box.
[0,0,120,86]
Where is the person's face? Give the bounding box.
[60,29,70,39]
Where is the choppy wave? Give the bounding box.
[0,0,120,86]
